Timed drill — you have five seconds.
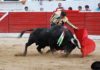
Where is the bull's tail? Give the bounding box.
[18,29,34,38]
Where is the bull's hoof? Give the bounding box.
[15,53,26,56]
[37,51,43,54]
[62,51,70,57]
[62,54,69,57]
[46,50,51,54]
[37,47,43,54]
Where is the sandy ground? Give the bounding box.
[0,38,100,70]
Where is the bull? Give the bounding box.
[17,25,78,56]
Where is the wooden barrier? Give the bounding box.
[0,12,9,33]
[0,12,100,35]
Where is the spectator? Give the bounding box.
[56,0,65,1]
[78,6,82,11]
[96,3,100,11]
[40,7,44,11]
[24,6,28,11]
[39,0,43,5]
[49,0,52,1]
[68,7,73,10]
[84,5,91,11]
[56,3,64,11]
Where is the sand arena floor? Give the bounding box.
[0,38,100,70]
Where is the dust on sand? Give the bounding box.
[0,38,100,70]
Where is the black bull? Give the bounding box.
[18,25,78,56]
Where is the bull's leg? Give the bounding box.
[37,46,43,54]
[46,49,51,54]
[23,42,30,56]
[15,42,33,56]
[49,45,56,54]
[22,39,34,56]
[64,49,73,56]
[46,49,57,54]
[23,38,35,56]
[64,42,76,57]
[63,50,71,57]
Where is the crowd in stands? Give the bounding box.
[51,3,89,12]
[56,2,100,12]
[35,0,66,1]
[24,2,100,12]
[96,3,100,11]
[55,2,100,12]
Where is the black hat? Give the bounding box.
[85,5,89,8]
[91,61,100,70]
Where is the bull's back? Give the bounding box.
[30,28,50,45]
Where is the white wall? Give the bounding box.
[0,2,24,12]
[0,0,100,12]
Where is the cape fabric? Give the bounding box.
[74,28,96,57]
